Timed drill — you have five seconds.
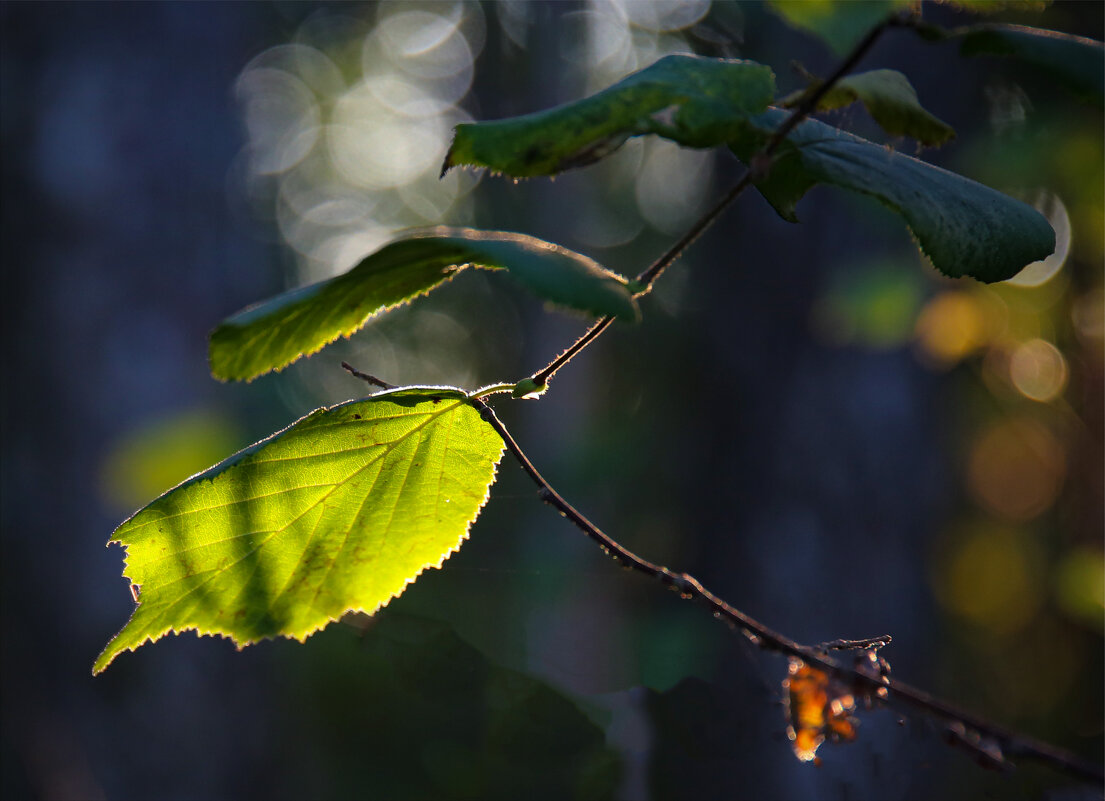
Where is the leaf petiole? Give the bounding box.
[468,383,518,400]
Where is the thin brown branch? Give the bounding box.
[471,396,1105,785]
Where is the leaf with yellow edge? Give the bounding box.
[94,388,504,674]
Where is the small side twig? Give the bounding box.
[819,636,893,652]
[341,361,396,390]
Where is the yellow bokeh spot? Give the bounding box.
[967,418,1066,522]
[914,291,992,367]
[100,410,241,514]
[935,522,1045,635]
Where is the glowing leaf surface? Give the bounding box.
[94,388,505,674]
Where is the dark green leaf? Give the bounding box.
[782,69,956,147]
[210,228,638,382]
[957,24,1104,106]
[94,388,505,674]
[730,109,1055,281]
[443,54,775,178]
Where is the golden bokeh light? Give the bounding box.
[913,290,996,367]
[967,418,1066,522]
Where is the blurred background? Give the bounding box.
[2,2,1101,799]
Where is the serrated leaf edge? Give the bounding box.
[93,389,506,674]
[209,270,464,383]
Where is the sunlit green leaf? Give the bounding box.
[94,388,505,674]
[210,228,638,382]
[729,109,1055,281]
[767,0,910,56]
[443,54,774,178]
[957,24,1104,106]
[782,69,956,146]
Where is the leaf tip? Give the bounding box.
[440,149,455,179]
[91,652,113,676]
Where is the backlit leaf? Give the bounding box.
[729,109,1055,281]
[93,388,505,674]
[210,228,638,382]
[782,69,956,147]
[442,54,774,178]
